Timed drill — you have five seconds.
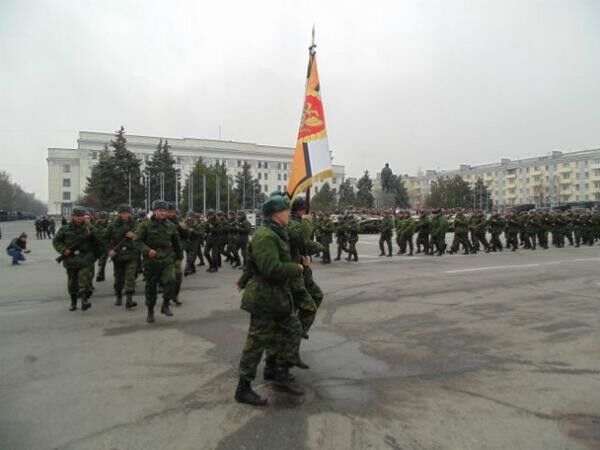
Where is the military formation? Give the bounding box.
[383,208,600,256]
[48,199,600,408]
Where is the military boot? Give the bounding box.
[234,378,267,406]
[295,356,310,370]
[115,292,123,306]
[125,293,137,309]
[69,295,77,311]
[172,298,182,307]
[146,307,155,323]
[272,367,305,396]
[160,301,173,317]
[81,295,91,311]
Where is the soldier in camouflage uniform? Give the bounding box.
[134,200,183,323]
[94,211,111,282]
[487,211,504,251]
[183,211,200,276]
[346,215,360,261]
[334,216,348,261]
[504,211,520,251]
[53,207,100,311]
[397,210,415,255]
[319,213,335,263]
[204,209,220,272]
[236,211,252,268]
[415,211,430,254]
[166,203,187,306]
[379,210,394,257]
[226,211,241,267]
[450,211,473,255]
[107,204,139,309]
[235,193,305,406]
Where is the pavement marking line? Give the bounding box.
[445,257,600,274]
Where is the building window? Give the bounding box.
[258,162,262,169]
[62,178,71,187]
[563,163,569,168]
[278,162,282,170]
[284,173,288,181]
[63,164,71,173]
[284,163,288,170]
[333,177,337,184]
[264,184,268,192]
[258,173,262,180]
[264,162,269,169]
[264,173,268,180]
[237,160,241,167]
[562,173,570,179]
[90,151,98,160]
[277,173,281,181]
[62,192,71,200]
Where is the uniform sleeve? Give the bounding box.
[52,226,67,254]
[133,222,151,255]
[253,234,303,282]
[172,227,183,260]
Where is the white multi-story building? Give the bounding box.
[404,148,600,208]
[47,131,345,215]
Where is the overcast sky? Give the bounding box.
[1,0,599,201]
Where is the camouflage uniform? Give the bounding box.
[94,214,111,282]
[52,212,99,311]
[238,218,304,382]
[134,214,182,315]
[379,213,394,256]
[450,213,472,254]
[107,214,140,306]
[346,217,360,261]
[236,214,252,267]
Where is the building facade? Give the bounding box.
[47,131,345,215]
[404,148,600,209]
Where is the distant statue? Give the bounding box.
[381,163,393,192]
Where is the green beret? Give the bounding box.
[152,200,168,210]
[72,207,86,217]
[117,204,131,213]
[262,193,290,217]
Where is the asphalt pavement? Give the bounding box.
[1,220,599,450]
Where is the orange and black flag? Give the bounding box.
[286,30,332,200]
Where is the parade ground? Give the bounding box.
[1,220,599,450]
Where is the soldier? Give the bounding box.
[52,207,99,311]
[398,211,415,256]
[226,211,241,267]
[204,209,220,272]
[107,204,139,309]
[395,212,405,254]
[94,211,111,282]
[450,210,473,255]
[167,203,187,306]
[319,213,335,263]
[488,211,505,252]
[346,215,360,261]
[538,210,551,249]
[379,210,393,257]
[415,211,430,254]
[236,211,252,268]
[429,209,448,256]
[134,200,183,323]
[184,211,201,276]
[194,213,206,267]
[504,211,520,251]
[235,193,305,406]
[287,197,325,368]
[333,216,348,261]
[470,211,490,253]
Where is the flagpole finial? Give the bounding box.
[309,24,316,54]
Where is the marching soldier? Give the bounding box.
[134,200,182,323]
[334,216,348,261]
[379,210,393,257]
[52,207,100,312]
[236,211,252,268]
[94,211,111,282]
[235,193,305,406]
[107,204,139,309]
[167,203,187,306]
[319,213,335,263]
[346,215,360,261]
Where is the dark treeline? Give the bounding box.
[0,171,47,216]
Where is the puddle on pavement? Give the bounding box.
[299,330,389,409]
[560,415,600,450]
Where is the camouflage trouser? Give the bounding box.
[379,234,392,255]
[143,260,176,308]
[195,240,205,265]
[185,248,197,272]
[66,265,94,299]
[227,236,240,264]
[321,241,331,262]
[237,238,249,265]
[537,230,549,248]
[113,258,138,294]
[346,240,358,260]
[97,252,108,278]
[293,267,324,338]
[451,232,472,253]
[173,260,183,298]
[416,232,429,253]
[490,232,503,250]
[506,232,519,250]
[399,233,414,254]
[473,232,489,251]
[336,240,346,259]
[239,313,302,381]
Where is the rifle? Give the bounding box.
[55,232,91,263]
